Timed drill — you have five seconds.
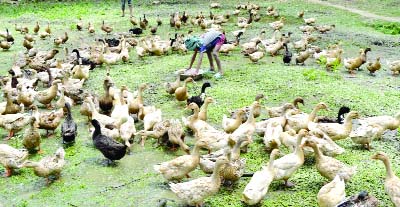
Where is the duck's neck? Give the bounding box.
[88,99,99,116]
[200,101,210,114]
[138,87,144,103]
[268,153,277,169]
[245,105,256,125]
[311,145,323,161]
[382,158,395,179]
[92,123,102,139]
[191,145,201,156]
[211,161,225,184]
[191,106,199,120]
[308,106,321,122]
[294,134,304,157]
[343,116,354,134]
[231,140,243,160]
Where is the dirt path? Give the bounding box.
[308,0,400,22]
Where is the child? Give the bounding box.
[184,30,225,78]
[121,0,133,17]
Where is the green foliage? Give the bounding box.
[369,22,400,35]
[302,68,328,81]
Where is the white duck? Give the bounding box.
[169,156,230,207]
[242,149,280,205]
[317,174,346,207]
[273,129,308,187]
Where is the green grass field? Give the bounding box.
[0,0,399,206]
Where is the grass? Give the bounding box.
[0,0,400,206]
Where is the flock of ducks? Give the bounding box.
[0,1,399,206]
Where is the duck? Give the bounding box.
[187,82,211,108]
[196,128,230,153]
[87,97,117,127]
[2,92,23,115]
[350,123,382,150]
[231,94,265,123]
[99,80,114,114]
[265,37,284,56]
[315,24,335,33]
[119,116,135,149]
[38,107,64,136]
[165,74,181,94]
[91,119,127,164]
[314,106,350,124]
[17,85,36,107]
[263,121,283,151]
[358,112,400,134]
[249,51,265,63]
[295,49,313,65]
[306,130,345,157]
[136,120,170,146]
[337,191,379,207]
[129,83,147,114]
[101,20,113,34]
[138,104,157,121]
[141,108,162,146]
[220,137,247,183]
[22,117,41,153]
[0,40,12,50]
[344,48,371,74]
[139,18,147,30]
[76,17,83,31]
[366,57,381,76]
[88,22,95,33]
[304,140,356,182]
[72,60,90,81]
[33,22,40,34]
[175,77,194,102]
[23,39,34,50]
[45,22,51,34]
[0,144,28,177]
[72,49,96,70]
[56,87,74,112]
[182,103,215,137]
[317,174,346,207]
[241,40,261,56]
[19,148,65,184]
[198,97,214,121]
[110,87,130,122]
[389,60,400,75]
[61,103,77,145]
[231,101,261,152]
[273,129,308,187]
[308,111,360,141]
[269,17,285,30]
[298,10,304,18]
[0,112,32,140]
[285,102,328,132]
[283,43,292,65]
[304,17,316,25]
[222,109,246,133]
[372,152,400,206]
[169,156,230,207]
[242,149,280,205]
[266,103,295,118]
[167,119,190,154]
[154,142,201,181]
[36,79,61,109]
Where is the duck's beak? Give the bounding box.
[371,155,378,160]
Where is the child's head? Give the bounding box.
[184,36,203,51]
